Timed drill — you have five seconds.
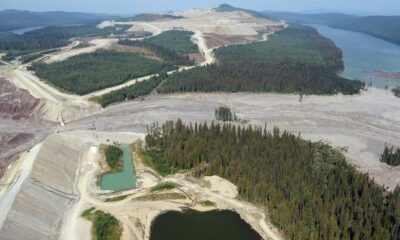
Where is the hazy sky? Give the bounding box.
[0,0,399,15]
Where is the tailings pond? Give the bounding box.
[310,24,400,88]
[100,144,136,191]
[150,210,262,240]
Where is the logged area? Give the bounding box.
[144,120,400,240]
[158,25,364,95]
[30,50,174,95]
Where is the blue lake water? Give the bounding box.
[309,24,400,88]
[11,26,44,35]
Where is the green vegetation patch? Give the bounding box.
[104,145,123,172]
[145,120,400,240]
[199,200,216,207]
[157,25,363,95]
[93,74,164,107]
[30,50,174,95]
[128,13,183,22]
[0,24,131,61]
[119,30,198,65]
[20,48,59,64]
[215,24,343,71]
[215,106,237,122]
[135,192,186,201]
[105,195,129,202]
[380,144,400,166]
[82,208,122,240]
[133,139,178,176]
[151,182,179,192]
[144,30,198,55]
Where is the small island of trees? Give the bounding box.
[215,106,237,122]
[380,144,400,166]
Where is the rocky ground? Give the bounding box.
[0,77,55,178]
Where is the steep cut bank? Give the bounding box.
[0,134,81,240]
[0,77,55,177]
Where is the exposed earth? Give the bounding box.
[0,6,399,240]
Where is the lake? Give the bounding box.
[10,24,84,35]
[309,24,400,88]
[150,210,262,240]
[11,26,44,35]
[100,144,136,191]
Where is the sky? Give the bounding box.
[0,0,399,15]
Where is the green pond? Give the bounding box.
[150,210,262,240]
[100,144,136,191]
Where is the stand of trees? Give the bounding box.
[380,145,400,166]
[144,120,400,240]
[215,25,344,71]
[104,145,123,172]
[119,30,198,65]
[82,208,122,240]
[118,39,193,65]
[30,50,175,95]
[393,87,400,98]
[157,25,363,95]
[94,74,165,107]
[158,61,363,95]
[0,23,131,61]
[215,106,236,122]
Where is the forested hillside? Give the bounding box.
[264,11,400,45]
[126,13,183,22]
[215,25,344,71]
[30,50,174,95]
[0,24,131,61]
[119,30,198,65]
[0,9,116,32]
[158,25,363,95]
[144,120,400,240]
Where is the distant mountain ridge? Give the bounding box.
[0,9,120,32]
[214,4,271,20]
[263,11,400,45]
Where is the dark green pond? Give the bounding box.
[149,210,262,240]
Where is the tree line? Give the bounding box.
[118,39,193,65]
[158,61,363,95]
[30,50,175,95]
[380,144,400,166]
[0,23,131,61]
[94,74,166,107]
[393,87,400,98]
[157,25,363,95]
[144,120,400,240]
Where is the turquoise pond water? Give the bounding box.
[100,144,136,191]
[309,24,400,89]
